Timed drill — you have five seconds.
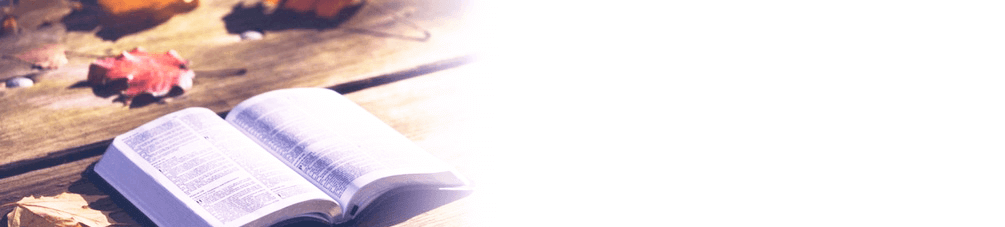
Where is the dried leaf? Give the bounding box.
[5,192,114,227]
[96,0,198,18]
[265,0,363,18]
[91,0,199,37]
[14,44,68,69]
[87,47,195,103]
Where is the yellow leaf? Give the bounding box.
[5,192,115,227]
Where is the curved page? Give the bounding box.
[97,107,339,226]
[225,88,464,222]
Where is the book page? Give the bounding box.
[104,107,339,226]
[225,88,461,211]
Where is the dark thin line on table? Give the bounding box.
[0,54,476,179]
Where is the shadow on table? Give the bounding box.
[221,3,362,34]
[66,67,246,108]
[66,79,185,108]
[221,2,428,42]
[275,188,472,227]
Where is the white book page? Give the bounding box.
[96,145,212,226]
[110,107,338,226]
[225,88,455,208]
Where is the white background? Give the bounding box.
[464,1,1005,226]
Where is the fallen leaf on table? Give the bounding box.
[86,0,199,39]
[264,0,363,18]
[96,0,199,19]
[4,192,116,227]
[14,44,68,69]
[87,47,195,104]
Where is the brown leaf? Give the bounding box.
[96,0,199,20]
[5,192,115,227]
[265,0,363,18]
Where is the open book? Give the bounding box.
[94,88,471,226]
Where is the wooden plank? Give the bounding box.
[0,0,477,168]
[344,61,492,227]
[1,62,492,226]
[0,156,146,226]
[0,55,474,178]
[0,156,101,209]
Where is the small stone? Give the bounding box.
[240,30,263,40]
[6,77,33,88]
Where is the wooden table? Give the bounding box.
[0,0,491,225]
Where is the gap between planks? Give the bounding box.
[0,54,476,179]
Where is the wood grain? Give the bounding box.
[1,62,493,226]
[0,0,478,167]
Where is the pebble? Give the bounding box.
[6,77,33,88]
[240,31,263,40]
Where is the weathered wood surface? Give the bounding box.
[0,0,477,168]
[1,62,493,226]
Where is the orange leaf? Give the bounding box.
[97,0,196,15]
[273,0,363,19]
[95,0,199,24]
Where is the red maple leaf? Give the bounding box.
[88,47,194,103]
